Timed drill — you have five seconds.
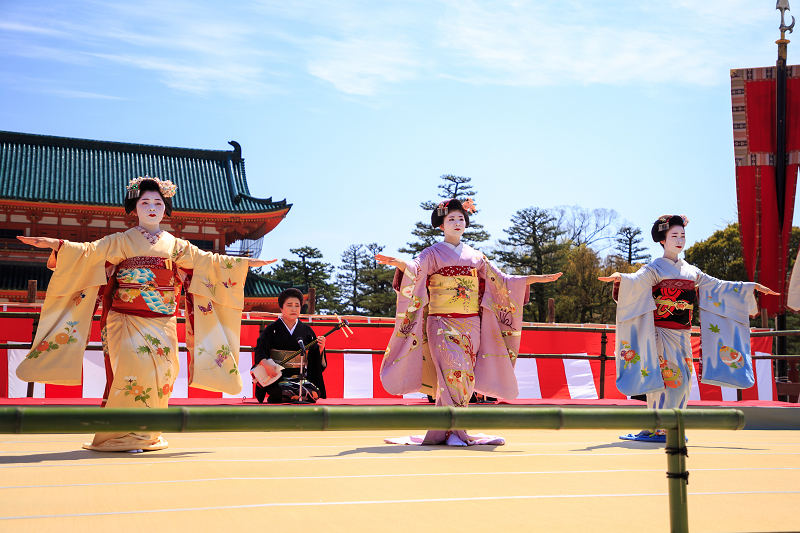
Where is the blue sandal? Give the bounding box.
[619,430,687,443]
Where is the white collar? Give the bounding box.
[279,317,298,335]
[441,241,463,254]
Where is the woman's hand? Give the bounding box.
[248,258,278,268]
[598,272,622,283]
[17,236,59,250]
[755,283,779,295]
[375,253,406,272]
[317,336,326,351]
[526,272,563,285]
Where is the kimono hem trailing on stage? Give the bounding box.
[614,257,757,410]
[380,242,528,445]
[16,228,249,449]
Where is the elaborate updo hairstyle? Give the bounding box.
[278,288,304,309]
[124,178,174,216]
[431,198,474,228]
[651,214,688,246]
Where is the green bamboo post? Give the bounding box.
[666,410,689,533]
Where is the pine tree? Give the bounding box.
[357,243,397,317]
[614,226,651,264]
[399,174,490,256]
[337,244,370,314]
[495,207,568,322]
[268,247,341,313]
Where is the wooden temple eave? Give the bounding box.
[0,200,289,243]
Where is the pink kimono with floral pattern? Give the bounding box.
[380,242,528,444]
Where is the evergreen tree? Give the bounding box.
[268,246,341,314]
[495,207,567,322]
[614,226,651,264]
[399,174,490,256]
[337,244,370,314]
[357,243,397,317]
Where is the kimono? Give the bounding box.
[614,257,758,410]
[380,242,529,445]
[253,318,326,403]
[16,227,250,449]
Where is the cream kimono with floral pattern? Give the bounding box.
[16,228,249,446]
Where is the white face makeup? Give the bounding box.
[661,225,686,258]
[440,211,466,243]
[136,191,165,228]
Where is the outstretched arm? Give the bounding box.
[375,253,406,273]
[17,236,59,250]
[526,272,563,285]
[755,283,779,295]
[598,272,622,282]
[248,258,278,268]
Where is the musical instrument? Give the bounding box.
[250,315,354,387]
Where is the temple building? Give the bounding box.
[0,130,305,312]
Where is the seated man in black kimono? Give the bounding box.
[253,288,327,403]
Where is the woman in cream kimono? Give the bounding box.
[599,215,776,442]
[376,199,562,446]
[16,177,275,451]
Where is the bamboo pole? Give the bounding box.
[0,406,744,434]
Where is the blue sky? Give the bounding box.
[1,0,796,269]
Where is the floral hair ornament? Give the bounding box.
[461,198,477,214]
[126,176,178,200]
[656,214,689,233]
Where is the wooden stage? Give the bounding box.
[2,425,799,532]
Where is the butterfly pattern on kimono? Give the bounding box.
[198,302,213,315]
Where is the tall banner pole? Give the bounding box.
[776,1,795,393]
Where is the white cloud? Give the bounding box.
[0,0,783,98]
[435,0,774,87]
[306,38,421,95]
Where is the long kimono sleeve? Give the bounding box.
[473,257,529,399]
[17,235,126,385]
[174,241,249,394]
[696,272,758,388]
[379,253,431,396]
[614,265,665,396]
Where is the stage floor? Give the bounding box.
[1,429,798,532]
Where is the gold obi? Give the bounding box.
[428,274,480,315]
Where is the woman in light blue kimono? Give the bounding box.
[599,215,776,442]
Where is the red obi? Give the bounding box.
[111,257,182,318]
[652,279,696,330]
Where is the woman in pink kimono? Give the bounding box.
[17,177,275,451]
[376,199,562,446]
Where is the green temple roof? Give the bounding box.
[0,131,290,215]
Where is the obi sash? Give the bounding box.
[111,256,181,318]
[652,279,695,330]
[427,266,484,317]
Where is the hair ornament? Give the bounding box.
[461,198,477,214]
[127,176,178,199]
[436,200,450,217]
